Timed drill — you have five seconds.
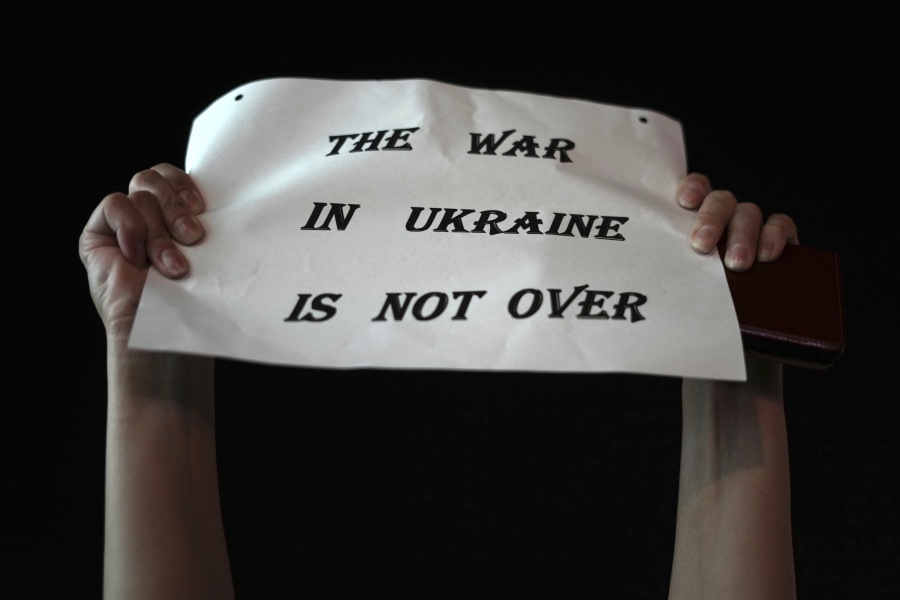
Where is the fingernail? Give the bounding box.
[691,225,716,253]
[162,249,187,275]
[758,239,775,261]
[174,216,203,244]
[179,189,201,212]
[726,243,750,270]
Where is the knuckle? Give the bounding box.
[101,191,130,211]
[765,214,795,235]
[698,190,737,218]
[677,173,712,208]
[77,230,89,264]
[711,189,737,206]
[686,172,711,189]
[129,168,164,193]
[694,212,722,228]
[151,163,190,190]
[729,204,763,236]
[698,193,736,222]
[738,201,763,220]
[128,189,159,210]
[768,213,796,229]
[147,228,174,246]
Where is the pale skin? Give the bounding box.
[671,175,799,600]
[80,166,799,599]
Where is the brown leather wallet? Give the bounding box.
[723,243,846,369]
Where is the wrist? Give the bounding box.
[683,353,783,413]
[107,336,214,414]
[681,354,787,478]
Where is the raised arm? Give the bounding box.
[668,173,798,600]
[80,164,234,600]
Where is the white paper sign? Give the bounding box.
[130,78,746,380]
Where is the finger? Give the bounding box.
[757,213,799,262]
[723,202,764,271]
[129,189,189,278]
[151,163,205,216]
[676,172,712,209]
[129,167,204,247]
[80,192,148,269]
[689,189,737,254]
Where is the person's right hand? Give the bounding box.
[79,164,206,340]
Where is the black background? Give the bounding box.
[13,9,896,598]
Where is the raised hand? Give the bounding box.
[79,163,205,338]
[677,173,799,272]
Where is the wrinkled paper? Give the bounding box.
[130,78,746,380]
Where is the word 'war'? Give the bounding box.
[324,127,576,163]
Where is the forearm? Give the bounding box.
[669,356,795,600]
[104,336,233,600]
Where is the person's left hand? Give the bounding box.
[676,173,799,271]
